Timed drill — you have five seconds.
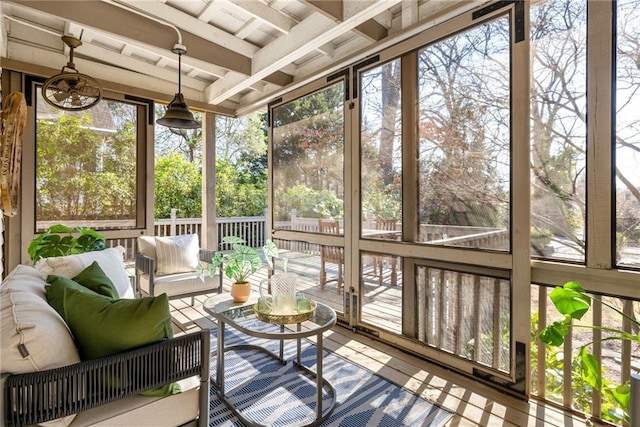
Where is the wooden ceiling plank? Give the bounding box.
[303,0,343,21]
[10,0,252,76]
[226,0,296,34]
[9,39,207,91]
[4,55,237,115]
[113,0,259,57]
[355,20,387,42]
[235,18,262,40]
[402,0,419,28]
[207,0,399,104]
[197,0,218,23]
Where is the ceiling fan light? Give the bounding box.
[156,93,201,129]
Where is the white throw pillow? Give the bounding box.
[137,235,157,261]
[155,234,200,276]
[35,246,134,299]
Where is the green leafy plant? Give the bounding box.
[538,281,639,422]
[28,224,107,263]
[210,236,279,284]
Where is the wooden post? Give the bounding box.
[170,208,177,236]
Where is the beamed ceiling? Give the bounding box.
[0,0,483,117]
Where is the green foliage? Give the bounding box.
[537,281,639,423]
[210,237,278,284]
[215,113,267,162]
[154,153,202,218]
[28,224,106,263]
[275,184,343,220]
[362,182,401,220]
[36,104,137,221]
[272,85,344,221]
[215,156,267,217]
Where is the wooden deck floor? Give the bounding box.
[167,265,604,427]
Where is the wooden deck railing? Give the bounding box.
[415,264,511,373]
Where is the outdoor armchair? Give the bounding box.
[135,235,222,305]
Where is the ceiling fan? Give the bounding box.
[41,35,102,111]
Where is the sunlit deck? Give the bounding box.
[167,262,604,427]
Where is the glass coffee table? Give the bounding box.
[203,293,337,427]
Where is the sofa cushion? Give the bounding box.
[0,264,48,298]
[0,266,80,375]
[155,234,200,276]
[62,289,173,360]
[68,376,199,427]
[138,271,221,299]
[0,266,80,426]
[35,247,134,299]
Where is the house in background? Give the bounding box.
[1,0,639,425]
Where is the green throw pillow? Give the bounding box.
[45,261,118,317]
[62,289,173,359]
[45,275,102,318]
[62,289,179,397]
[72,261,119,299]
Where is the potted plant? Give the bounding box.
[538,281,639,424]
[28,224,107,264]
[210,236,279,303]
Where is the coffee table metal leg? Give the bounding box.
[317,331,323,419]
[217,321,225,396]
[297,323,302,365]
[279,325,285,362]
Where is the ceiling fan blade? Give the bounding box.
[54,79,70,91]
[53,91,71,102]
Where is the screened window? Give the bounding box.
[35,96,139,231]
[360,60,402,238]
[417,16,511,252]
[530,0,587,262]
[615,0,640,268]
[271,83,345,234]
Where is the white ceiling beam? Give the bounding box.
[402,0,419,28]
[225,0,296,34]
[7,40,186,97]
[234,18,262,40]
[316,42,335,57]
[113,0,259,57]
[47,39,208,91]
[197,0,218,23]
[205,0,401,104]
[373,9,393,28]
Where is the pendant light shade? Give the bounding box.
[157,44,201,129]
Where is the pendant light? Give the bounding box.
[157,44,201,129]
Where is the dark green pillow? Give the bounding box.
[45,261,118,317]
[62,289,173,359]
[62,289,179,396]
[45,275,102,318]
[72,261,119,299]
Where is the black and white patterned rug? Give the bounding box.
[208,324,452,426]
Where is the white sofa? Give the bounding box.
[0,254,210,427]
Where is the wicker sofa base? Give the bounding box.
[3,331,211,427]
